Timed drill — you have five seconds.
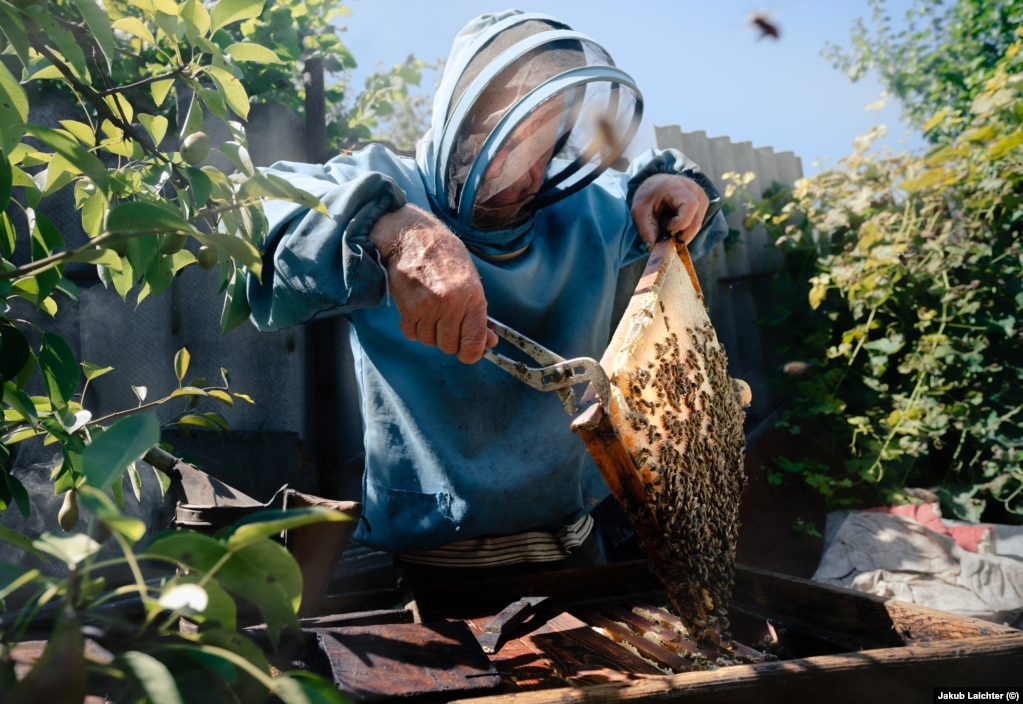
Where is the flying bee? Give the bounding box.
[749,11,780,40]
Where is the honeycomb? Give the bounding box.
[585,242,747,646]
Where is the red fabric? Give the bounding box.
[865,503,991,553]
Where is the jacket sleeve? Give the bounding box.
[624,148,728,261]
[246,163,407,332]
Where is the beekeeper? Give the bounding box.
[247,10,727,568]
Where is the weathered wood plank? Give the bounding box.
[315,621,502,701]
[461,634,1023,703]
[883,598,1020,641]
[523,612,666,686]
[465,616,567,694]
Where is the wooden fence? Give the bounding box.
[3,100,804,507]
[653,125,804,429]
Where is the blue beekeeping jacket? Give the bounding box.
[246,10,728,553]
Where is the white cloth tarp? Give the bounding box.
[812,508,1023,627]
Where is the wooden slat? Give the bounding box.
[523,612,666,686]
[601,605,724,662]
[575,608,696,673]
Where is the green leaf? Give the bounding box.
[127,463,143,502]
[180,93,204,139]
[0,323,32,385]
[227,507,355,550]
[81,189,109,239]
[181,0,212,41]
[118,651,184,704]
[107,201,198,236]
[987,130,1023,161]
[274,671,346,704]
[2,470,30,518]
[205,66,249,120]
[33,532,102,568]
[76,485,147,543]
[42,153,78,197]
[112,17,157,46]
[174,347,191,383]
[146,530,228,571]
[141,248,193,300]
[148,531,301,647]
[22,125,108,190]
[68,246,124,271]
[217,141,254,176]
[1,211,16,257]
[0,562,40,601]
[207,389,233,405]
[32,210,66,257]
[224,42,282,64]
[153,9,180,44]
[158,581,209,617]
[38,332,78,410]
[72,0,115,69]
[165,576,236,630]
[0,58,28,154]
[0,148,11,213]
[138,114,169,148]
[10,607,86,701]
[81,362,114,381]
[55,278,80,303]
[220,269,252,332]
[152,79,174,108]
[81,413,160,489]
[4,394,39,439]
[0,523,47,561]
[175,413,225,432]
[180,634,270,702]
[203,231,262,272]
[169,386,209,398]
[239,173,328,215]
[210,0,266,32]
[218,539,302,647]
[198,86,227,120]
[185,167,213,206]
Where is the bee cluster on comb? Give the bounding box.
[594,241,747,647]
[613,319,745,644]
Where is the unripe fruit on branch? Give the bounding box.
[58,489,79,531]
[181,132,210,165]
[196,245,218,270]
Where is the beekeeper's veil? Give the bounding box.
[417,11,643,251]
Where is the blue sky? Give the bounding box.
[341,1,926,175]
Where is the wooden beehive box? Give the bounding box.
[277,558,1023,703]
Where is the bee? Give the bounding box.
[749,11,781,40]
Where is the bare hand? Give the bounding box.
[370,205,498,364]
[631,173,710,248]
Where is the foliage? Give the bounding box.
[1,493,350,702]
[747,31,1023,523]
[824,0,1023,140]
[220,0,427,151]
[0,0,387,697]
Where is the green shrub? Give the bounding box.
[749,31,1023,523]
